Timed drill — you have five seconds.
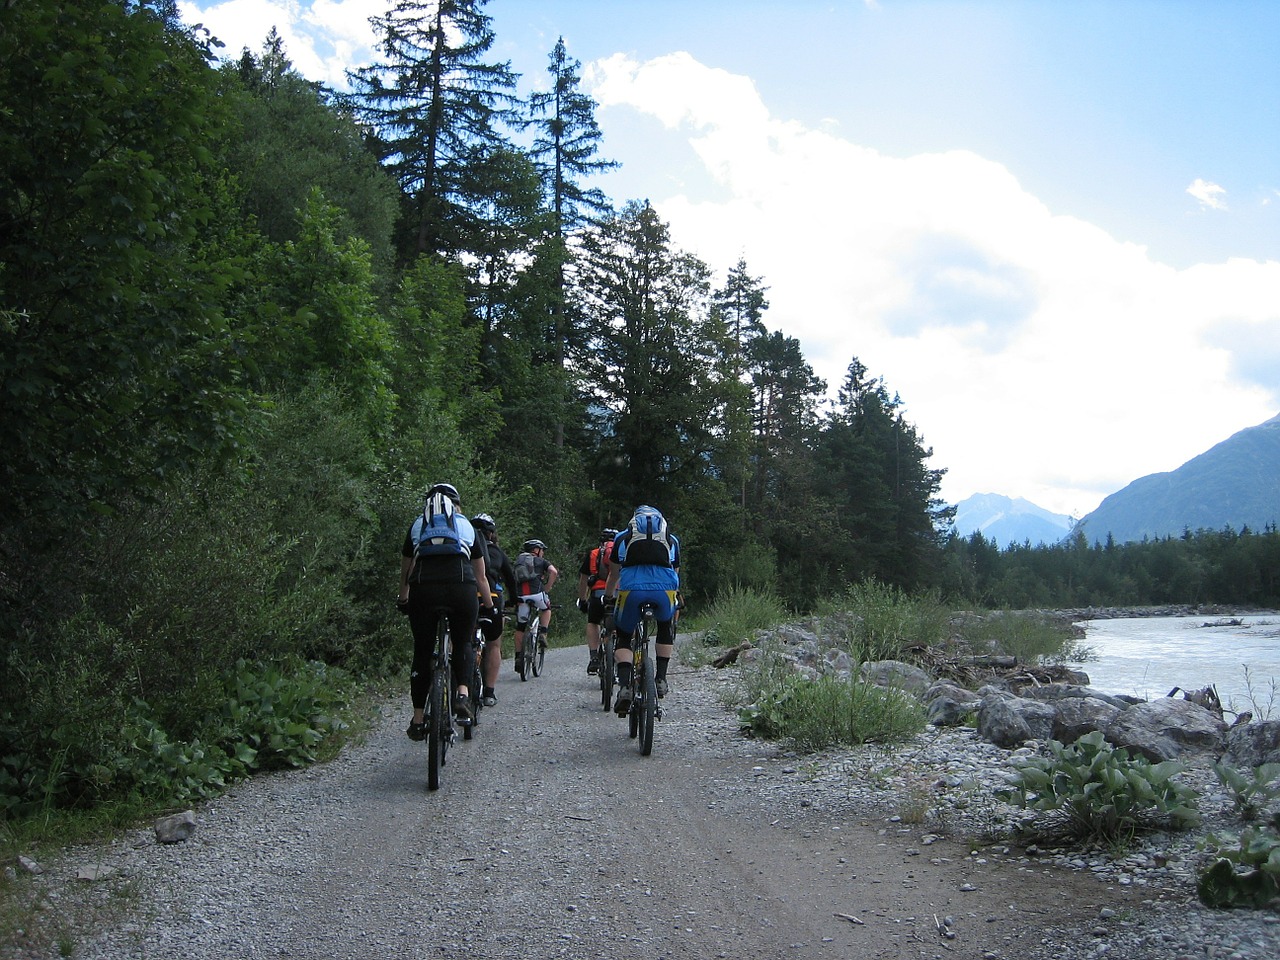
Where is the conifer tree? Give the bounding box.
[346,0,519,259]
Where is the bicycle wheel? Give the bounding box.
[528,621,542,678]
[534,633,546,676]
[639,650,657,756]
[427,668,447,790]
[599,633,614,710]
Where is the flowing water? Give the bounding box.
[1072,614,1280,719]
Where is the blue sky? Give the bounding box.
[180,0,1280,518]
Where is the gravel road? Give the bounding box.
[20,645,1276,960]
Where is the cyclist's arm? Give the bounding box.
[604,564,621,598]
[472,555,494,607]
[400,557,413,601]
[576,572,590,604]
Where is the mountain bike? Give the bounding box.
[425,606,462,790]
[623,602,660,756]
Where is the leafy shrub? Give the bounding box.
[1198,823,1280,909]
[1212,761,1280,822]
[999,731,1201,842]
[0,658,351,816]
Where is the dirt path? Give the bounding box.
[56,645,1148,960]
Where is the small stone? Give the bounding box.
[17,855,44,875]
[155,810,197,844]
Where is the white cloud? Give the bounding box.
[1187,178,1228,210]
[590,54,1280,516]
[180,0,380,88]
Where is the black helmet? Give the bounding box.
[523,538,546,552]
[427,482,460,506]
[472,512,496,532]
[601,528,617,541]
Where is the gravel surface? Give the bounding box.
[8,645,1280,960]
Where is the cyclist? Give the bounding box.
[576,528,617,675]
[603,505,681,714]
[472,513,517,706]
[511,539,558,673]
[399,483,494,740]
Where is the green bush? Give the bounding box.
[1197,823,1280,909]
[1212,761,1280,822]
[0,658,352,816]
[999,730,1201,842]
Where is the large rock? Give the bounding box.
[923,681,981,727]
[1104,697,1228,762]
[1051,696,1124,744]
[1219,720,1280,769]
[977,692,1057,748]
[860,659,931,697]
[1018,682,1132,710]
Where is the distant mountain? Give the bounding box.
[951,493,1075,548]
[1074,413,1280,545]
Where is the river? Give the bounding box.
[1072,613,1280,720]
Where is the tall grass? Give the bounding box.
[683,585,789,666]
[814,580,950,662]
[960,610,1088,665]
[735,637,926,749]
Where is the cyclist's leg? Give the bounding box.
[612,590,638,711]
[407,589,442,730]
[586,590,604,670]
[480,608,502,702]
[449,582,479,719]
[654,589,678,694]
[537,593,552,637]
[512,598,532,667]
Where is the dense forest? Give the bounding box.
[2,1,1277,815]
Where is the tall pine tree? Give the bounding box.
[346,0,518,260]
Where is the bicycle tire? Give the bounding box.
[534,636,546,676]
[639,654,656,756]
[599,634,614,710]
[427,669,446,790]
[528,621,542,678]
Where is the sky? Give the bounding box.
[178,0,1280,519]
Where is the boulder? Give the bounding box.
[923,681,981,727]
[860,659,931,697]
[1219,719,1280,769]
[977,692,1057,748]
[1104,697,1228,762]
[1051,696,1124,744]
[1018,682,1132,710]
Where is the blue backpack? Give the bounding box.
[412,492,468,560]
[620,507,675,567]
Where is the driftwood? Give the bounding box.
[713,642,751,668]
[1168,684,1224,719]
